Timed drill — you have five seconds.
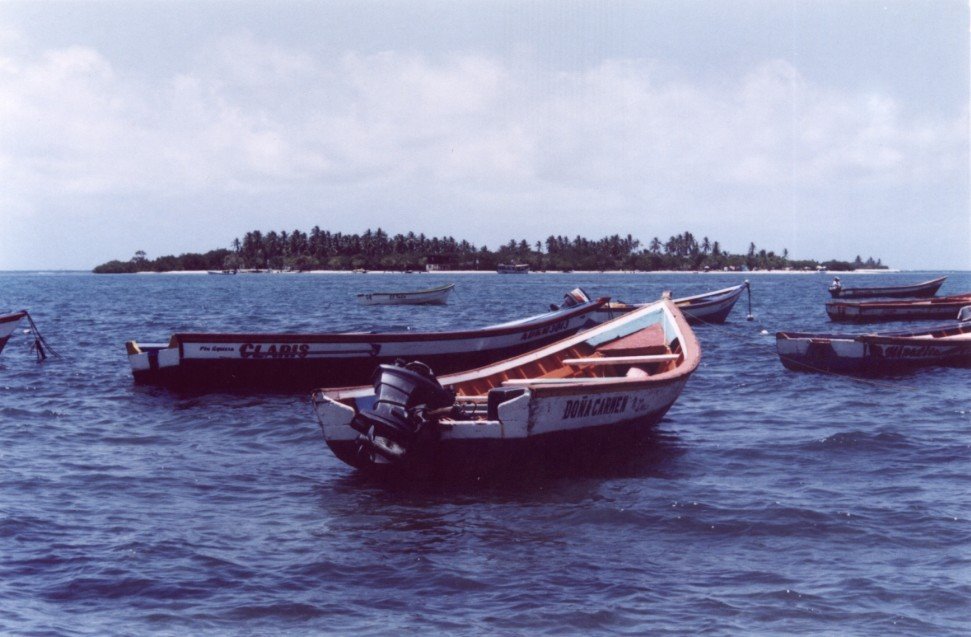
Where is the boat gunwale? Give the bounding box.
[0,311,27,325]
[314,299,698,401]
[155,299,607,346]
[525,301,700,397]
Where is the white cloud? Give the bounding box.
[0,31,966,268]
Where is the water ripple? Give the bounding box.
[1,271,969,636]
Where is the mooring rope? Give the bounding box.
[22,310,61,360]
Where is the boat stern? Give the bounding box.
[126,340,182,382]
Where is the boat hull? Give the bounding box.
[127,302,604,391]
[324,402,679,478]
[0,311,26,355]
[320,373,689,477]
[826,295,971,322]
[777,326,971,374]
[828,276,946,299]
[356,284,454,306]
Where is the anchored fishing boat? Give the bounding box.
[0,311,26,355]
[777,307,971,374]
[312,297,699,477]
[828,275,946,299]
[559,282,751,325]
[826,293,971,323]
[497,263,529,274]
[356,283,455,306]
[125,299,606,391]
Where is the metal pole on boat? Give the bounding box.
[23,311,60,361]
[745,280,754,321]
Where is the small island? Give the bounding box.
[93,228,887,273]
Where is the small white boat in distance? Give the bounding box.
[356,283,455,306]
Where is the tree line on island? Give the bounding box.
[93,227,887,273]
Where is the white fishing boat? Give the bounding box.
[356,283,455,306]
[125,298,607,391]
[578,282,750,325]
[312,297,700,477]
[777,307,971,374]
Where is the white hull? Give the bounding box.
[125,300,605,390]
[318,375,688,445]
[356,284,454,305]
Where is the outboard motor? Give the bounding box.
[560,287,592,308]
[958,305,971,322]
[351,360,455,465]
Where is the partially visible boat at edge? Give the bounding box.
[357,283,455,306]
[312,298,699,477]
[125,299,607,391]
[0,311,27,355]
[828,275,946,299]
[826,293,971,322]
[777,307,971,374]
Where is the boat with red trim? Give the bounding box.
[312,297,699,477]
[826,293,971,322]
[125,299,607,391]
[777,307,971,374]
[828,275,946,299]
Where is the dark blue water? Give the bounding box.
[1,271,969,636]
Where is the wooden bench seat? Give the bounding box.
[596,324,669,356]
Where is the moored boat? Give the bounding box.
[561,282,750,325]
[497,263,529,274]
[826,293,971,323]
[313,298,699,477]
[125,298,607,391]
[777,308,971,374]
[0,311,27,355]
[356,283,455,306]
[828,275,946,299]
[207,270,237,275]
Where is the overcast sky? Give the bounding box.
[1,0,967,270]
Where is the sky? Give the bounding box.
[0,0,968,270]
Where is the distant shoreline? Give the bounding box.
[131,268,902,276]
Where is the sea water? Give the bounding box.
[0,271,968,636]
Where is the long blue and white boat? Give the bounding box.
[125,299,606,391]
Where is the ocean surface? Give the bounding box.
[1,271,968,636]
